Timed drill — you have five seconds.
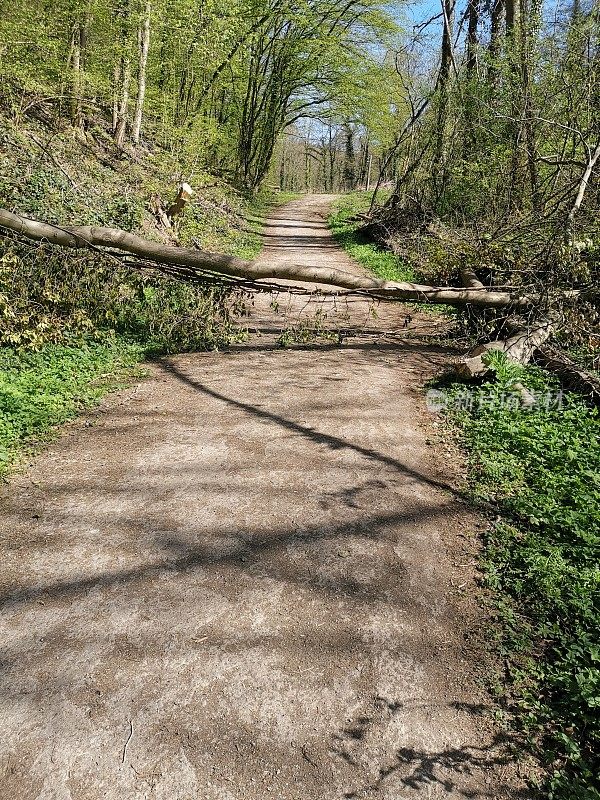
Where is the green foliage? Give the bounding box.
[0,241,244,353]
[329,191,414,282]
[0,113,299,357]
[178,188,299,260]
[329,192,456,316]
[368,0,599,357]
[0,0,398,192]
[0,337,145,476]
[232,1,398,190]
[444,356,600,798]
[0,111,294,476]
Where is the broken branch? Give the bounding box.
[455,319,557,378]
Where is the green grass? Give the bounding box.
[0,336,146,477]
[178,188,300,261]
[328,191,456,316]
[232,190,300,260]
[328,191,415,282]
[331,192,599,796]
[440,352,600,799]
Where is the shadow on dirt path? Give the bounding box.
[0,196,527,799]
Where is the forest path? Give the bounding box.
[0,197,522,799]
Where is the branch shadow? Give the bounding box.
[222,338,454,355]
[0,501,452,611]
[340,732,531,799]
[155,358,458,496]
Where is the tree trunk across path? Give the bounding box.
[0,197,525,799]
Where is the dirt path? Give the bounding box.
[0,197,523,799]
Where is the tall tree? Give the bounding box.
[132,0,150,145]
[113,0,132,147]
[432,0,456,195]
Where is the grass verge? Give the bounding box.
[331,192,599,796]
[438,352,600,799]
[328,192,455,316]
[178,188,300,260]
[0,336,146,478]
[328,191,415,282]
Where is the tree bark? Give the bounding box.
[465,0,481,155]
[343,124,356,191]
[566,140,600,235]
[113,0,131,148]
[433,0,456,196]
[535,346,600,405]
[519,0,540,209]
[166,183,194,221]
[466,0,479,77]
[132,0,150,146]
[460,263,485,289]
[114,57,131,148]
[455,319,556,378]
[505,0,518,34]
[112,60,121,133]
[487,0,504,88]
[69,21,83,127]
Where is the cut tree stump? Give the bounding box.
[167,183,194,221]
[456,320,556,378]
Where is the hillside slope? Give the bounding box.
[0,98,287,474]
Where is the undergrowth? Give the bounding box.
[329,191,415,283]
[0,336,145,476]
[441,352,600,799]
[275,306,342,347]
[329,192,455,316]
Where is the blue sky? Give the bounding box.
[401,0,444,25]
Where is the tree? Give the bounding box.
[342,124,356,190]
[132,0,150,145]
[112,0,132,147]
[432,0,456,195]
[232,0,396,191]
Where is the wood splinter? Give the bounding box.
[167,182,194,221]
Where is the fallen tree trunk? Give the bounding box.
[0,207,532,308]
[455,319,556,378]
[535,346,600,406]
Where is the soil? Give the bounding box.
[0,196,527,799]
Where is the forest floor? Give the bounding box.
[0,196,528,799]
